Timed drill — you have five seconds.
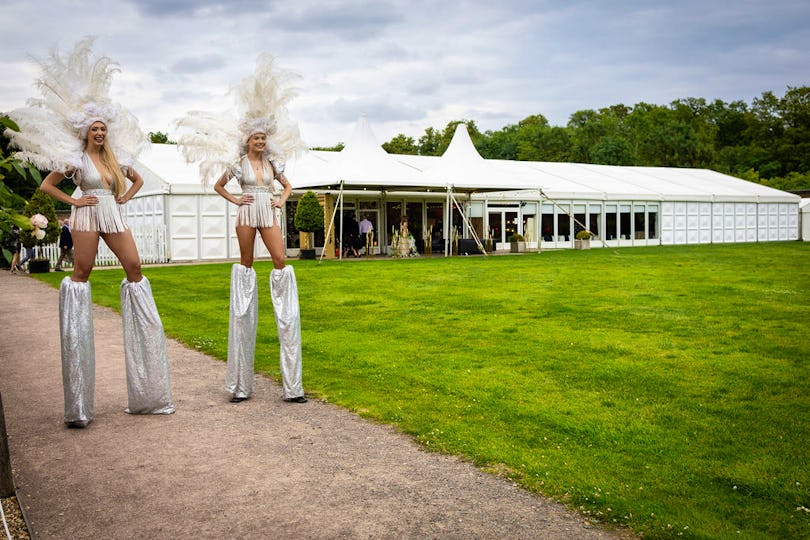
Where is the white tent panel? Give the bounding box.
[168,195,200,261]
[200,196,229,260]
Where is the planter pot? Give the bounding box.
[299,249,316,260]
[28,259,51,273]
[574,239,591,250]
[510,241,526,253]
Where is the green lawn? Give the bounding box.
[36,243,810,539]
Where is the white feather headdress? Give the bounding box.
[175,53,307,185]
[4,37,149,172]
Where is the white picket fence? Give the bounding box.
[33,224,169,268]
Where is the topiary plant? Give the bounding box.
[576,230,592,240]
[22,189,59,249]
[294,191,324,254]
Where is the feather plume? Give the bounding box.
[5,37,148,172]
[175,53,307,185]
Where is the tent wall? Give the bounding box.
[121,194,169,263]
[660,201,798,245]
[164,193,274,262]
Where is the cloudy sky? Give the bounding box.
[1,0,808,148]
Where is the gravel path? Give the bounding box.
[0,269,630,539]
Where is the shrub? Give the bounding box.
[293,191,324,233]
[576,230,592,240]
[22,189,59,248]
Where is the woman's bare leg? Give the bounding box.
[70,230,101,282]
[236,226,257,267]
[258,224,286,270]
[101,230,142,282]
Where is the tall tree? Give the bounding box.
[382,134,418,155]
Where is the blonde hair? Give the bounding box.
[96,141,127,197]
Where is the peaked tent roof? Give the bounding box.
[132,116,799,204]
[421,123,533,191]
[291,114,425,189]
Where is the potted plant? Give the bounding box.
[575,229,592,250]
[293,191,323,260]
[22,189,59,272]
[509,233,525,253]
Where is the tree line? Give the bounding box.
[378,86,810,192]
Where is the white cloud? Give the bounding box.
[1,0,808,149]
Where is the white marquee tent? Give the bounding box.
[111,116,799,262]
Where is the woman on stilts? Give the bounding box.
[5,38,175,428]
[176,54,308,404]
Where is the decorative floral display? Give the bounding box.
[30,213,48,228]
[31,213,48,239]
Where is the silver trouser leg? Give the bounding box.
[59,277,94,427]
[225,264,257,399]
[270,266,304,399]
[120,276,175,415]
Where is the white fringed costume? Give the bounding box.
[6,38,174,426]
[176,54,307,402]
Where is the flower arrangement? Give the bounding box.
[31,213,48,239]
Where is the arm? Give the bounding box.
[39,171,98,207]
[116,167,144,204]
[272,173,292,208]
[214,171,253,206]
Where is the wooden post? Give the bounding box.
[319,194,336,259]
[0,392,15,497]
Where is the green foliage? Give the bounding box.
[382,133,418,155]
[575,230,592,240]
[33,243,810,538]
[379,86,810,187]
[293,190,324,232]
[0,115,48,265]
[311,142,345,152]
[148,131,176,144]
[508,233,524,242]
[21,189,59,248]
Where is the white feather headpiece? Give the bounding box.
[4,37,149,172]
[175,53,307,185]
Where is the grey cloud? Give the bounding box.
[324,96,423,124]
[128,0,269,17]
[170,55,228,74]
[274,1,402,40]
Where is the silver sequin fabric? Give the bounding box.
[270,266,304,399]
[225,264,258,399]
[59,277,95,426]
[120,277,175,414]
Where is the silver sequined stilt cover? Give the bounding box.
[270,266,303,399]
[59,277,95,426]
[225,264,258,399]
[120,277,175,414]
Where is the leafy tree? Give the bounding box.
[148,131,176,144]
[0,116,46,266]
[311,142,345,152]
[382,134,417,155]
[417,127,441,156]
[477,125,520,160]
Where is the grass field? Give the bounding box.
[36,242,810,539]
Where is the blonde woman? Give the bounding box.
[177,54,307,404]
[8,39,174,428]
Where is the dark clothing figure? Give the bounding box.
[344,215,360,257]
[55,222,74,271]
